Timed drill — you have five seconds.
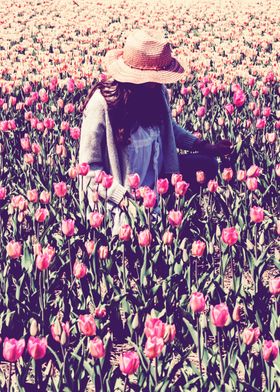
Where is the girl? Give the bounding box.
[78,29,232,231]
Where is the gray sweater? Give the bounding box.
[78,84,198,206]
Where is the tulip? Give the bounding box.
[242,327,260,345]
[39,190,51,204]
[119,224,132,241]
[250,206,264,223]
[143,189,157,208]
[269,277,280,295]
[78,314,96,336]
[157,178,169,194]
[77,162,90,176]
[256,118,266,129]
[262,340,279,362]
[275,164,280,177]
[224,103,234,115]
[36,253,51,270]
[88,211,104,228]
[119,351,140,375]
[24,153,34,164]
[207,180,218,192]
[95,307,107,319]
[51,321,70,342]
[222,167,233,182]
[144,317,166,338]
[232,304,242,322]
[53,182,67,197]
[85,240,95,256]
[168,209,183,227]
[102,174,113,189]
[27,189,38,203]
[196,171,205,184]
[70,127,80,139]
[266,132,277,144]
[210,303,230,327]
[61,219,75,236]
[246,177,258,191]
[98,246,109,260]
[88,336,105,358]
[3,338,25,362]
[27,337,47,360]
[144,336,164,359]
[237,170,247,181]
[175,180,189,196]
[35,208,49,223]
[191,240,206,257]
[262,107,271,117]
[189,292,206,313]
[164,324,176,343]
[127,173,140,189]
[247,165,262,177]
[196,106,206,117]
[0,186,7,200]
[171,173,183,186]
[6,240,22,259]
[68,166,78,179]
[221,227,238,246]
[138,229,152,247]
[162,230,174,245]
[233,89,246,107]
[73,261,87,279]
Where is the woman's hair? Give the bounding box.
[80,79,164,145]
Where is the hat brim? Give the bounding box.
[104,49,185,84]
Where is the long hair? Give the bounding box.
[80,79,164,145]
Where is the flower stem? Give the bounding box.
[122,243,126,293]
[123,374,128,392]
[217,329,225,384]
[197,314,202,376]
[68,239,73,285]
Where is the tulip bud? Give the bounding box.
[232,304,242,322]
[30,319,38,337]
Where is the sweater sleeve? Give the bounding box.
[162,85,198,151]
[78,92,127,206]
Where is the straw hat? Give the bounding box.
[104,29,185,84]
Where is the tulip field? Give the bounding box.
[0,0,279,390]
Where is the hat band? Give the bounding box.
[123,57,175,71]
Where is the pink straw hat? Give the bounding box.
[104,29,185,84]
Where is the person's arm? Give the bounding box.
[78,92,127,205]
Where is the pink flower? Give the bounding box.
[88,211,104,228]
[3,338,25,362]
[95,307,106,319]
[210,303,230,327]
[175,181,189,196]
[262,340,279,362]
[162,230,174,245]
[53,182,67,198]
[101,174,113,189]
[119,351,140,375]
[144,336,164,359]
[143,189,157,208]
[222,167,233,182]
[233,90,246,107]
[250,206,264,223]
[269,277,280,295]
[0,186,7,200]
[27,337,47,360]
[35,208,49,223]
[78,314,96,336]
[164,324,176,343]
[98,246,109,260]
[77,162,90,176]
[171,173,183,186]
[119,224,132,241]
[224,103,234,115]
[39,191,51,204]
[196,106,206,117]
[262,107,271,117]
[85,240,95,256]
[127,173,140,189]
[242,327,260,345]
[138,229,152,247]
[256,118,266,129]
[27,189,38,203]
[73,261,87,279]
[247,166,261,179]
[144,317,166,339]
[191,240,206,257]
[168,210,183,227]
[207,180,218,192]
[237,170,247,181]
[221,227,238,246]
[36,253,51,270]
[88,337,105,358]
[51,321,70,342]
[190,292,206,313]
[70,127,80,140]
[246,177,258,191]
[61,219,75,236]
[157,178,169,194]
[6,240,22,259]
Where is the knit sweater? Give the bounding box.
[78,84,198,206]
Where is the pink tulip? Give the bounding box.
[95,307,107,319]
[191,240,206,257]
[196,171,205,184]
[144,317,166,339]
[237,170,247,181]
[119,224,132,241]
[222,167,233,182]
[88,212,104,229]
[119,351,140,375]
[168,210,183,227]
[85,240,95,256]
[35,208,49,223]
[77,162,90,176]
[210,303,230,327]
[73,261,87,279]
[196,106,206,117]
[51,321,70,342]
[162,230,174,245]
[175,180,189,196]
[138,229,152,247]
[27,189,38,203]
[24,153,34,165]
[144,336,164,359]
[53,182,67,197]
[190,292,206,313]
[36,253,51,270]
[262,340,279,362]
[224,103,234,115]
[164,324,176,343]
[246,177,258,191]
[247,165,262,177]
[78,314,96,336]
[269,277,280,295]
[256,118,266,129]
[127,173,140,189]
[88,336,105,358]
[221,227,238,246]
[0,186,7,200]
[3,338,25,362]
[39,191,51,204]
[101,174,113,189]
[98,246,109,260]
[61,219,75,236]
[207,180,218,192]
[6,240,22,259]
[27,337,47,360]
[242,327,260,345]
[250,206,264,223]
[171,173,183,186]
[157,178,169,194]
[233,89,246,107]
[143,189,157,208]
[262,107,271,117]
